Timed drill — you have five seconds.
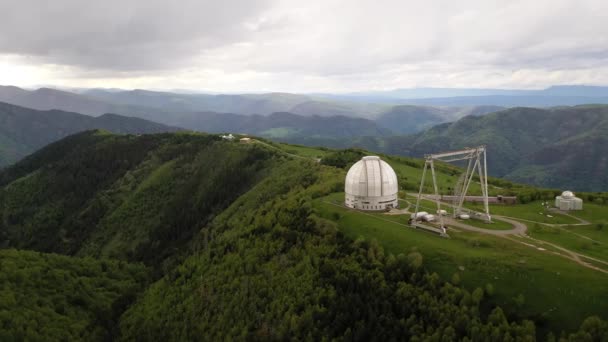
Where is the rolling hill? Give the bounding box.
[322,85,608,107]
[0,86,168,119]
[372,105,502,134]
[159,111,391,140]
[405,95,608,107]
[1,130,607,340]
[0,86,505,130]
[82,89,314,115]
[0,101,179,167]
[377,105,608,191]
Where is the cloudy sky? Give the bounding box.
[1,0,607,92]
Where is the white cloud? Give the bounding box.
[1,0,607,92]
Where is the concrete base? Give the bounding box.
[345,193,398,211]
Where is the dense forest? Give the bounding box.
[0,249,147,341]
[0,131,607,340]
[336,106,608,192]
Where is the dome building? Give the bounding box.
[555,190,583,210]
[345,156,399,211]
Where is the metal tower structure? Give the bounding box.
[413,146,491,233]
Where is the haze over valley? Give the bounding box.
[2,84,608,192]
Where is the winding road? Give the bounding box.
[401,195,608,274]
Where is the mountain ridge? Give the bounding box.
[375,105,608,191]
[0,101,180,167]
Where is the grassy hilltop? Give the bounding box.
[1,131,607,340]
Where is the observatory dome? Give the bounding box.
[345,156,399,211]
[555,190,582,210]
[561,191,575,198]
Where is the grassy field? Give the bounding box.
[275,142,330,159]
[567,202,608,222]
[464,201,580,225]
[527,224,608,263]
[400,195,512,230]
[293,148,608,333]
[314,193,608,334]
[559,224,608,245]
[458,216,515,230]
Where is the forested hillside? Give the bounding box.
[0,131,278,269]
[160,111,391,141]
[0,102,179,167]
[1,131,606,340]
[343,105,608,191]
[374,105,503,134]
[0,249,147,341]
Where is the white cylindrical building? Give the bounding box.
[345,156,399,211]
[555,190,583,210]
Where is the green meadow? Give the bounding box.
[313,194,608,334]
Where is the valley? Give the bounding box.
[2,86,608,192]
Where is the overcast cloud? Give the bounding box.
[1,0,607,92]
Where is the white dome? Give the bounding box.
[344,156,399,211]
[562,191,575,198]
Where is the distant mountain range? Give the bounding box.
[374,105,504,134]
[322,85,608,106]
[403,95,608,107]
[3,84,608,190]
[0,85,386,118]
[0,102,179,166]
[0,85,508,134]
[159,111,391,138]
[4,84,608,126]
[351,105,608,191]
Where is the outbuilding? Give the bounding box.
[555,191,583,210]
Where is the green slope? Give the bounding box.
[0,131,280,270]
[1,131,607,340]
[381,105,608,191]
[0,101,179,168]
[0,249,147,341]
[118,157,538,341]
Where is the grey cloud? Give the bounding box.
[0,0,273,70]
[2,0,608,91]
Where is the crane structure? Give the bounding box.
[412,146,491,233]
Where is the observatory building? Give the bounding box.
[555,190,583,210]
[345,156,398,211]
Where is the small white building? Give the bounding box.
[345,156,399,211]
[555,191,583,211]
[221,133,235,140]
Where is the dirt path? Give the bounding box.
[443,215,527,236]
[403,196,527,236]
[252,140,313,161]
[548,209,591,225]
[402,195,608,274]
[325,194,608,274]
[499,214,589,227]
[505,235,608,275]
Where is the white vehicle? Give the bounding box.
[411,211,429,220]
[422,214,436,222]
[458,214,470,220]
